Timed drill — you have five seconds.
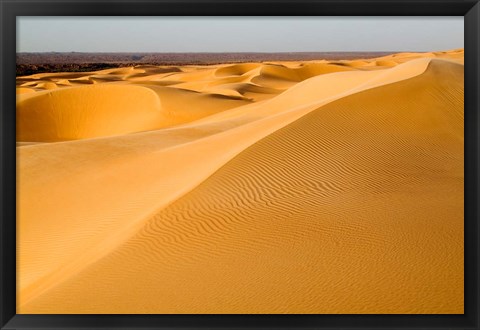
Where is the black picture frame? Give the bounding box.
[1,0,479,329]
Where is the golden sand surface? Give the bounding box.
[16,49,464,314]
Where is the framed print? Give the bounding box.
[1,0,479,329]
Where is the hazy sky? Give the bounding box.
[17,16,464,52]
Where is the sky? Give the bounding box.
[17,16,464,53]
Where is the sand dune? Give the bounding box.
[16,49,464,314]
[17,84,164,141]
[215,63,261,76]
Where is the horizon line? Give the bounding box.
[17,49,463,54]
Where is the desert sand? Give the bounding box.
[16,49,464,314]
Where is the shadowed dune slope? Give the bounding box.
[137,85,252,125]
[215,63,262,76]
[19,60,464,314]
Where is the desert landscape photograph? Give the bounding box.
[16,16,464,314]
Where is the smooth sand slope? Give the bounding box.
[16,49,464,314]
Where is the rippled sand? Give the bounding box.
[17,49,464,314]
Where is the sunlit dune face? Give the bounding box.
[16,49,464,314]
[17,84,162,141]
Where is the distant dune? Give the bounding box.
[16,49,464,314]
[17,51,397,64]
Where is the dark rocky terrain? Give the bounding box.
[16,52,396,76]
